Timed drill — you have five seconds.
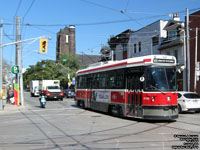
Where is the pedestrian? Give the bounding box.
[6,86,12,104]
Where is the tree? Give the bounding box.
[23,54,80,89]
[2,59,12,82]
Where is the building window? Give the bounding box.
[152,35,159,46]
[66,35,69,43]
[123,44,128,51]
[134,44,136,53]
[174,50,178,63]
[168,30,177,40]
[139,42,141,52]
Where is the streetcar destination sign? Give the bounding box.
[153,58,175,64]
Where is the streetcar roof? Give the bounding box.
[77,55,176,75]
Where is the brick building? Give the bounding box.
[56,25,76,60]
[188,10,200,93]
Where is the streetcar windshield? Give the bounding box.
[145,67,176,91]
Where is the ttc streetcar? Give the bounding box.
[75,55,178,120]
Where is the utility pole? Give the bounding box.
[0,19,3,110]
[194,27,198,91]
[186,8,190,92]
[15,16,20,83]
[15,16,24,106]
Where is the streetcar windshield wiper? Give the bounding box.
[150,85,166,95]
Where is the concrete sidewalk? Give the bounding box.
[0,100,26,114]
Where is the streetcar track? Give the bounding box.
[0,141,174,150]
[82,118,200,144]
[86,122,169,143]
[20,108,92,150]
[177,120,200,127]
[8,107,200,146]
[12,93,200,149]
[77,122,139,136]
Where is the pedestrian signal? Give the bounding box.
[40,39,48,53]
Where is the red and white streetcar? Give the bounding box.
[75,55,178,120]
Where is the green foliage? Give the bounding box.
[2,59,12,82]
[23,54,80,88]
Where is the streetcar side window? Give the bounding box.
[78,69,125,89]
[107,69,125,89]
[115,70,124,89]
[108,71,115,89]
[99,73,107,89]
[77,75,87,89]
[93,73,100,89]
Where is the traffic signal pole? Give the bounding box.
[0,33,50,108]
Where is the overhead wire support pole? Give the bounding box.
[0,19,3,110]
[186,8,190,92]
[15,16,21,105]
[194,27,198,92]
[16,16,25,106]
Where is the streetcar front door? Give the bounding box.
[127,71,143,118]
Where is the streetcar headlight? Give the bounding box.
[167,96,171,101]
[151,97,155,102]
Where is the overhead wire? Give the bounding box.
[4,0,23,66]
[124,0,130,12]
[3,29,14,41]
[2,7,199,27]
[14,0,22,17]
[80,0,120,13]
[3,1,199,67]
[23,0,36,19]
[19,0,36,67]
[21,0,36,38]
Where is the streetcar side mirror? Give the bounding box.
[140,76,145,82]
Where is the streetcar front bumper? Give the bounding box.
[142,105,178,120]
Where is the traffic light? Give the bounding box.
[40,39,48,53]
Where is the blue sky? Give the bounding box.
[0,0,200,68]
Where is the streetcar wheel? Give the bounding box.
[77,100,80,106]
[108,105,113,115]
[80,101,85,109]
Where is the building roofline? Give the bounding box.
[133,19,168,33]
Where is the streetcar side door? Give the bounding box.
[86,76,93,108]
[126,69,143,118]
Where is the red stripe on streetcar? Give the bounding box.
[78,58,152,75]
[78,61,127,74]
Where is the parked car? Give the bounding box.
[177,91,200,113]
[63,89,75,98]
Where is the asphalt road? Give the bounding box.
[0,92,199,150]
